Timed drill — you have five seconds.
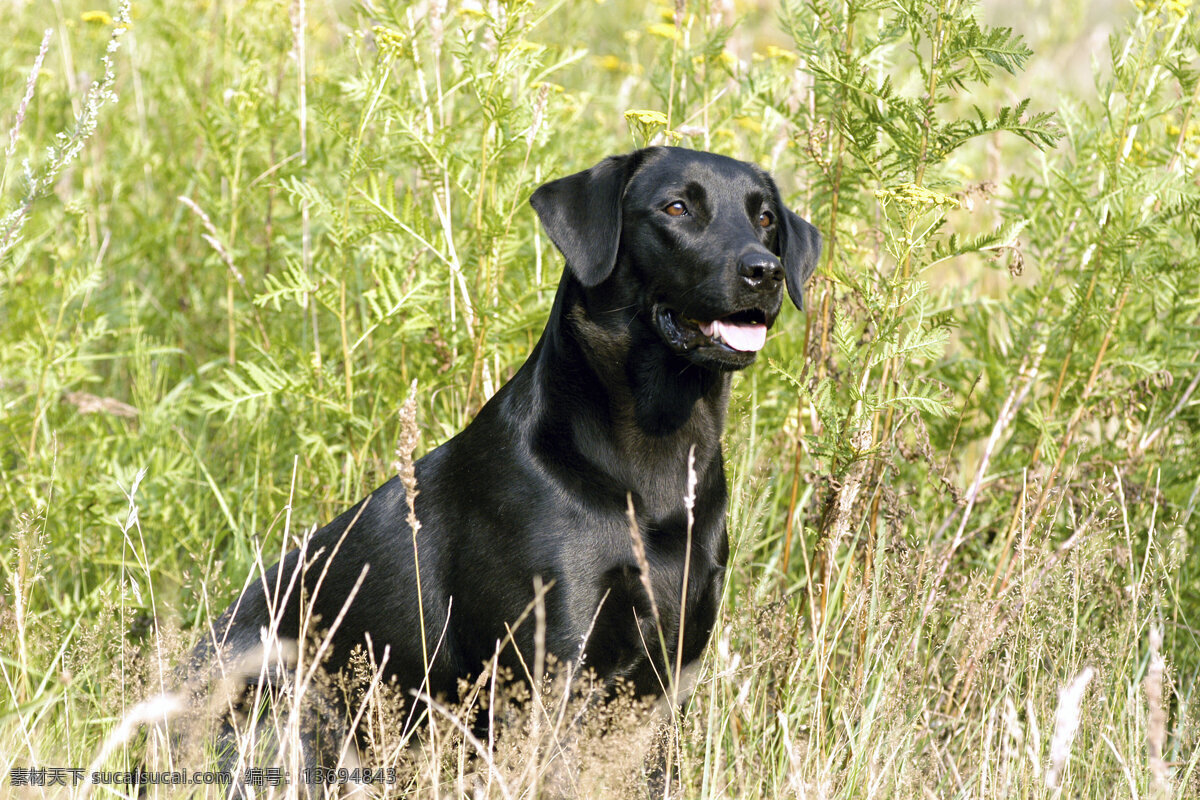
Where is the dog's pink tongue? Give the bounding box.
[703,319,768,352]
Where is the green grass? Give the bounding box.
[2,0,1198,797]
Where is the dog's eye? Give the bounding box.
[665,201,688,217]
[758,211,774,228]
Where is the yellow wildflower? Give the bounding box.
[625,109,669,144]
[875,183,959,209]
[458,1,487,18]
[625,109,668,127]
[694,50,737,71]
[766,45,797,62]
[647,23,681,43]
[373,25,410,58]
[597,54,623,72]
[81,10,113,25]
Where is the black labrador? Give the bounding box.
[188,145,820,768]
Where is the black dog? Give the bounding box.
[189,146,820,766]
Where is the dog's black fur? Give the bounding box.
[190,146,820,758]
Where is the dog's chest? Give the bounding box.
[571,518,725,687]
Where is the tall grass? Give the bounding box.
[1,0,1197,797]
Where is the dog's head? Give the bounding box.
[531,147,821,371]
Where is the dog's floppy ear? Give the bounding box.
[778,207,823,311]
[530,153,640,288]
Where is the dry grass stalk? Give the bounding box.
[177,194,271,351]
[1001,695,1025,794]
[917,340,1044,652]
[77,694,184,800]
[814,420,871,631]
[63,389,139,418]
[4,28,50,160]
[946,515,1093,713]
[10,510,37,707]
[392,380,422,520]
[673,444,698,702]
[1046,666,1095,789]
[1145,625,1169,797]
[392,380,432,688]
[1028,285,1132,531]
[626,492,661,628]
[0,1,131,262]
[177,195,246,288]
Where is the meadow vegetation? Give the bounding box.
[1,0,1198,796]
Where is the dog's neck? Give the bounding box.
[563,275,729,421]
[516,277,730,516]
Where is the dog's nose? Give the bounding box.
[737,252,784,287]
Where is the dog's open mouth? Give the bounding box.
[697,312,768,352]
[655,305,771,356]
